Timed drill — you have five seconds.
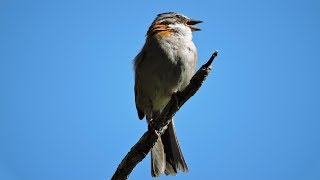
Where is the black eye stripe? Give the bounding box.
[158,16,173,21]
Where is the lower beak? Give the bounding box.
[187,19,203,31]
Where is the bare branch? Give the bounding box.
[111,51,219,180]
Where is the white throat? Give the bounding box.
[168,23,193,40]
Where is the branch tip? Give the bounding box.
[203,50,219,68]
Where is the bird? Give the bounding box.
[133,12,202,177]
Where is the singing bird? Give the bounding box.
[134,12,202,177]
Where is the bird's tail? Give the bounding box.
[151,119,188,177]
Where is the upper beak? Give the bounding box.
[186,19,203,31]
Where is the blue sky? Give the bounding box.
[1,0,320,180]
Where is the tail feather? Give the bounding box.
[151,137,165,177]
[162,120,188,174]
[150,119,188,177]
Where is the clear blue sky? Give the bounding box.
[1,0,320,180]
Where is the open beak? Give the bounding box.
[187,19,203,31]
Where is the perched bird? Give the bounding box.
[133,12,202,177]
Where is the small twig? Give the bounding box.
[111,51,219,180]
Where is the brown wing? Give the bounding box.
[134,49,147,120]
[134,87,145,120]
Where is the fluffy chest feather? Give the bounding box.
[134,31,197,111]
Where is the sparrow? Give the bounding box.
[133,12,202,177]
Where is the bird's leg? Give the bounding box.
[148,111,161,131]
